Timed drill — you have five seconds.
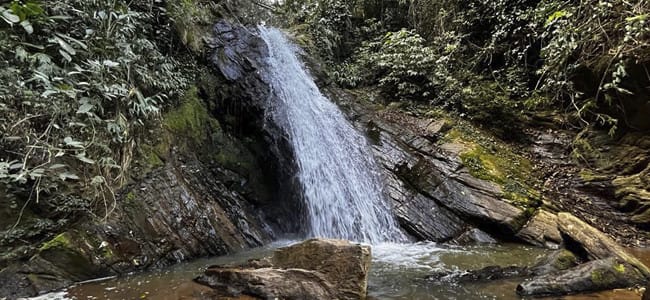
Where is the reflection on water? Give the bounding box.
[369,242,549,300]
[27,242,647,300]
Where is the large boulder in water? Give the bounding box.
[515,213,650,296]
[557,212,650,277]
[194,239,371,300]
[517,257,646,296]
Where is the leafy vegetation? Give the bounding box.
[279,0,650,134]
[0,0,195,221]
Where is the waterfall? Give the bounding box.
[259,26,405,243]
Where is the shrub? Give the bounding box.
[0,0,193,217]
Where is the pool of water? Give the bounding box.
[26,242,647,300]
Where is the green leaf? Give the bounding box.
[4,136,22,141]
[30,168,45,178]
[55,33,88,50]
[53,36,76,55]
[59,49,72,62]
[1,8,20,23]
[75,153,96,164]
[59,172,80,181]
[63,136,84,148]
[48,164,67,170]
[9,162,23,170]
[77,103,94,114]
[546,10,567,26]
[20,20,33,34]
[91,176,105,185]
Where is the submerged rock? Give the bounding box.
[194,239,371,300]
[426,265,530,283]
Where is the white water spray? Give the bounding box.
[258,26,405,243]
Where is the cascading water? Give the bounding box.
[258,26,405,244]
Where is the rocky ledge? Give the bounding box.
[192,239,371,300]
[517,212,650,296]
[425,212,649,297]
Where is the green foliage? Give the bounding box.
[335,29,437,101]
[0,0,194,218]
[166,0,217,52]
[410,0,648,131]
[280,0,354,61]
[534,0,649,131]
[330,0,648,134]
[334,27,520,125]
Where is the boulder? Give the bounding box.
[557,212,650,277]
[530,249,579,275]
[517,257,646,296]
[271,239,372,299]
[196,268,337,299]
[194,239,371,300]
[516,209,562,249]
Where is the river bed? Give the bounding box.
[26,241,647,300]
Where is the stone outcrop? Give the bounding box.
[329,94,537,243]
[515,212,650,296]
[529,249,579,275]
[0,160,275,298]
[449,228,497,245]
[557,212,650,277]
[370,116,527,237]
[194,239,371,300]
[517,257,646,296]
[516,209,562,249]
[208,20,304,233]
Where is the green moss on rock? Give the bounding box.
[163,86,217,141]
[457,140,540,208]
[552,249,578,270]
[614,263,626,273]
[39,233,72,251]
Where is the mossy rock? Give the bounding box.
[164,86,219,142]
[166,0,219,53]
[36,231,110,280]
[552,249,579,270]
[445,123,541,209]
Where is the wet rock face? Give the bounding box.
[361,113,527,242]
[1,20,295,299]
[195,239,371,300]
[102,164,273,270]
[1,163,274,298]
[208,20,305,234]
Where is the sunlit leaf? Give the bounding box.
[77,103,94,114]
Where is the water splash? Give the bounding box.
[258,26,405,243]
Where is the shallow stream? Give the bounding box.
[29,241,647,300]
